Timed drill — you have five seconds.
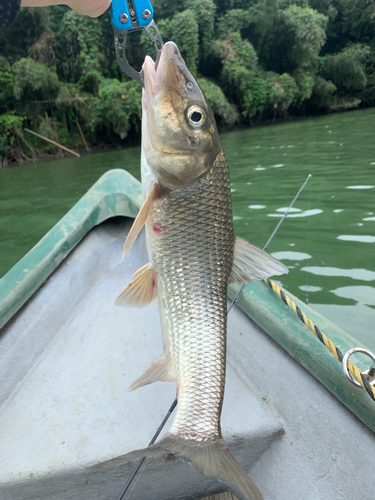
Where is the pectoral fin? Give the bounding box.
[128,353,175,391]
[115,263,157,308]
[122,184,157,258]
[229,236,288,284]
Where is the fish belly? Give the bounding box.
[146,151,234,440]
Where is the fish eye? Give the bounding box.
[187,106,206,129]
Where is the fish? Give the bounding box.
[111,41,288,500]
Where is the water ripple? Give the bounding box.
[330,285,375,306]
[301,266,375,281]
[337,235,375,243]
[271,251,312,261]
[299,285,323,292]
[268,209,323,218]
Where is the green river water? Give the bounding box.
[0,108,374,350]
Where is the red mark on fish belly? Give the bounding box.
[153,221,164,233]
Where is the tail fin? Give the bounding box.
[97,433,264,500]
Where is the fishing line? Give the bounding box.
[305,178,313,304]
[116,399,177,500]
[228,174,312,314]
[123,457,150,500]
[116,173,312,499]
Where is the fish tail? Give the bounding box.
[108,433,264,500]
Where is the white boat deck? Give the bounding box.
[1,218,374,500]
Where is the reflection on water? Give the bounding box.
[330,286,375,306]
[301,266,375,281]
[1,108,375,350]
[276,207,301,212]
[271,251,312,261]
[337,235,375,243]
[268,208,323,218]
[299,285,323,292]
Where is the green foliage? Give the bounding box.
[197,77,239,127]
[325,43,371,91]
[0,8,46,62]
[185,0,216,61]
[0,57,14,109]
[56,11,106,82]
[217,9,251,38]
[281,5,328,67]
[269,72,299,113]
[294,69,315,101]
[88,79,142,139]
[2,0,375,163]
[38,117,60,143]
[218,31,258,84]
[12,58,60,100]
[0,112,25,145]
[169,10,200,75]
[310,75,337,108]
[242,74,271,118]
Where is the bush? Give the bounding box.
[325,43,371,92]
[12,58,59,100]
[197,77,239,127]
[88,78,142,139]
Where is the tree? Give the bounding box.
[325,43,371,91]
[12,58,60,101]
[280,5,328,69]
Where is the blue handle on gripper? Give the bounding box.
[111,0,154,31]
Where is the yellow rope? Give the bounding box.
[265,278,375,401]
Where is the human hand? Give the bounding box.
[66,0,111,17]
[21,0,111,18]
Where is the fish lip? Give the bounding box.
[142,42,186,157]
[142,41,179,98]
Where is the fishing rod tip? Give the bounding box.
[308,174,312,178]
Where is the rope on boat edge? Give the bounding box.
[265,278,375,402]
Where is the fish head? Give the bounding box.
[142,41,220,188]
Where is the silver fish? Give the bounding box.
[114,42,288,500]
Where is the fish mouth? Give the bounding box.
[142,41,179,101]
[142,42,191,160]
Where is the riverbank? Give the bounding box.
[2,105,367,169]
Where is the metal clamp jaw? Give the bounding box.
[112,0,163,86]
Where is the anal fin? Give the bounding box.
[229,236,288,284]
[115,263,157,308]
[128,353,175,391]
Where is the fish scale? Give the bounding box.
[149,152,234,442]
